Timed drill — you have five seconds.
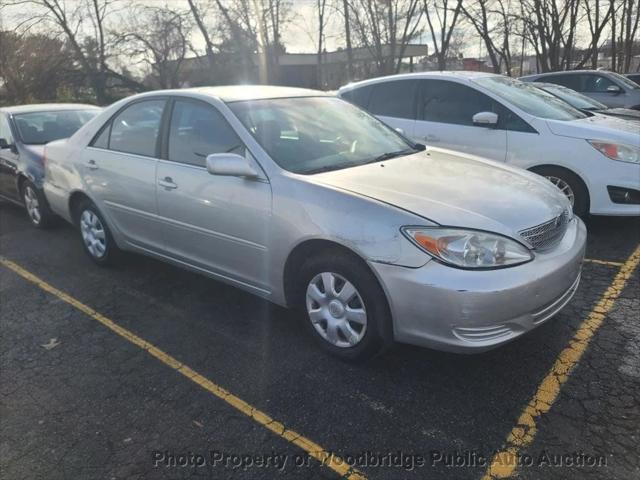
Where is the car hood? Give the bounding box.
[600,108,640,122]
[310,148,569,238]
[546,114,640,144]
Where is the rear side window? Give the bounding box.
[341,85,374,109]
[419,80,494,126]
[109,100,165,157]
[168,100,243,167]
[368,80,418,119]
[539,74,581,91]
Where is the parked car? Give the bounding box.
[43,86,585,360]
[0,104,100,227]
[625,73,640,86]
[520,70,640,109]
[339,72,640,217]
[533,82,640,123]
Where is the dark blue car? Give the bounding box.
[0,104,100,227]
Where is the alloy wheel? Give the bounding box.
[305,272,367,348]
[546,175,575,207]
[23,186,42,225]
[80,210,107,258]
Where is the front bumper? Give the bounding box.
[370,217,587,353]
[588,160,640,216]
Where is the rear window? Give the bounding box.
[14,110,98,145]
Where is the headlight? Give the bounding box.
[401,227,533,269]
[587,140,640,164]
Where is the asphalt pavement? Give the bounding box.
[1,201,638,480]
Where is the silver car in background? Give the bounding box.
[43,86,586,360]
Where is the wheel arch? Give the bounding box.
[68,190,95,225]
[528,164,591,211]
[282,238,377,308]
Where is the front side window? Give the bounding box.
[13,110,98,145]
[109,100,165,157]
[368,80,418,119]
[341,85,374,109]
[229,96,415,174]
[584,74,616,92]
[474,76,587,121]
[168,100,243,167]
[419,80,496,126]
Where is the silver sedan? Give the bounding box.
[43,86,586,360]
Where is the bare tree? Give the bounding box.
[0,31,75,103]
[6,0,145,103]
[518,0,581,72]
[349,0,423,75]
[461,0,513,74]
[616,0,640,72]
[116,6,192,89]
[341,0,355,81]
[187,0,216,69]
[315,0,329,87]
[423,0,463,70]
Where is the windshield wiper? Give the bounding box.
[366,148,417,164]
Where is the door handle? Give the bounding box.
[87,159,99,170]
[424,134,440,143]
[158,176,178,189]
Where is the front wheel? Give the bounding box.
[533,167,589,218]
[75,199,119,266]
[297,251,393,361]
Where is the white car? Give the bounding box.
[339,72,640,217]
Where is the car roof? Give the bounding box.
[1,103,100,114]
[339,71,501,91]
[184,85,330,102]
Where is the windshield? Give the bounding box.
[540,85,608,110]
[229,96,415,174]
[609,71,640,90]
[474,77,587,121]
[14,109,99,144]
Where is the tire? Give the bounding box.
[21,180,55,228]
[532,166,589,218]
[296,250,393,361]
[74,199,119,266]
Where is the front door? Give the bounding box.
[156,99,272,292]
[414,79,507,162]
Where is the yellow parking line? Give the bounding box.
[483,244,640,479]
[0,256,366,480]
[584,258,624,267]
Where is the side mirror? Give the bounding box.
[472,111,499,128]
[414,143,426,151]
[394,127,405,136]
[606,85,622,94]
[206,153,259,179]
[0,138,10,149]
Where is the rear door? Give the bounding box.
[414,79,507,161]
[83,98,166,251]
[366,80,419,138]
[156,98,272,292]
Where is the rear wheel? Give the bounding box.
[297,250,393,361]
[532,166,589,218]
[21,180,55,228]
[75,199,119,266]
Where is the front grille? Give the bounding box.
[519,210,570,251]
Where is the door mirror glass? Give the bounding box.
[206,153,259,178]
[606,85,622,94]
[472,111,499,127]
[0,138,10,149]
